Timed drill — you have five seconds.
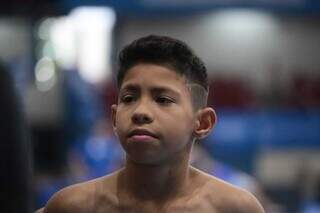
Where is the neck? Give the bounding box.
[118,151,191,202]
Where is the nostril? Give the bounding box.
[132,113,152,124]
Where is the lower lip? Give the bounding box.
[129,135,156,142]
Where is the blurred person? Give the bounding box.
[42,35,264,212]
[191,143,284,213]
[0,61,32,213]
[302,173,320,213]
[67,118,124,181]
[34,66,106,210]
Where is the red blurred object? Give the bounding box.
[208,76,256,108]
[289,74,320,108]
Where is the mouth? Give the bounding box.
[127,129,158,141]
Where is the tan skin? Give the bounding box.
[42,64,265,213]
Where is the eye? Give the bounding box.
[120,94,136,103]
[155,96,174,105]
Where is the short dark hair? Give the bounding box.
[117,35,209,110]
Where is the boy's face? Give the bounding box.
[112,64,198,164]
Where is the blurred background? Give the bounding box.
[1,0,320,212]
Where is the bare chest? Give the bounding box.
[93,196,219,213]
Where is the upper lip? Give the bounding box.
[128,129,158,138]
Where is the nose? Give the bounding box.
[131,100,153,125]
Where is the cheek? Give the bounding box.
[114,110,129,137]
[161,111,195,142]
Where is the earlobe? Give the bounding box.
[111,104,118,134]
[194,107,217,139]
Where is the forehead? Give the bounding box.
[120,64,190,94]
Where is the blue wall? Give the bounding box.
[204,109,320,173]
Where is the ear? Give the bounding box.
[111,104,118,134]
[194,107,217,140]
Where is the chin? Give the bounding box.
[126,153,165,165]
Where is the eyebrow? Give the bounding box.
[120,84,140,93]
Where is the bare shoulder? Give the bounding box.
[192,167,265,213]
[43,171,120,213]
[35,207,44,213]
[43,179,99,213]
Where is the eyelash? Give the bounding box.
[155,96,174,105]
[120,94,174,105]
[120,94,136,103]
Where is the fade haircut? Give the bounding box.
[117,35,209,110]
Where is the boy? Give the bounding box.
[42,35,264,212]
